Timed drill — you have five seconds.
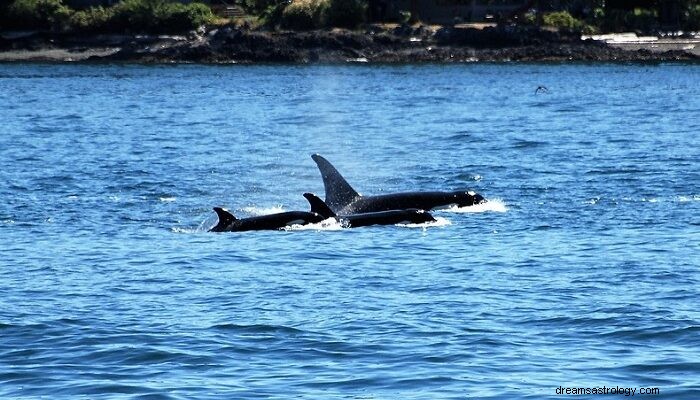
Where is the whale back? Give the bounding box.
[311,154,360,212]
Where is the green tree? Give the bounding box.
[5,0,72,30]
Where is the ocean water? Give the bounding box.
[0,63,698,399]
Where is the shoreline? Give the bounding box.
[1,25,699,64]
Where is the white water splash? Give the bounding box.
[159,197,177,202]
[397,216,452,228]
[678,195,700,203]
[241,205,286,216]
[171,227,197,234]
[440,198,508,213]
[173,213,219,233]
[283,218,345,231]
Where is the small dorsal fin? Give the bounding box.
[211,207,237,232]
[303,193,336,218]
[311,154,360,212]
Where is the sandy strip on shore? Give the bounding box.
[0,47,121,61]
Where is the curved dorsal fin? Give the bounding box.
[303,192,336,219]
[211,207,237,232]
[311,154,360,212]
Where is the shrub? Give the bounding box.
[542,11,580,30]
[154,2,213,32]
[243,0,285,15]
[111,0,213,33]
[111,0,157,31]
[398,10,411,25]
[325,0,365,29]
[69,6,115,32]
[522,10,537,25]
[281,0,328,30]
[542,10,598,34]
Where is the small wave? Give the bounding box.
[159,197,176,203]
[210,323,305,335]
[440,199,508,213]
[512,139,547,149]
[454,172,482,182]
[599,325,700,343]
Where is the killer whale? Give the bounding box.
[311,154,486,215]
[210,207,326,232]
[303,193,436,227]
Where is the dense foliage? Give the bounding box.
[0,0,214,33]
[538,0,700,34]
[0,0,698,33]
[2,0,72,30]
[542,11,584,30]
[275,0,364,29]
[281,0,328,30]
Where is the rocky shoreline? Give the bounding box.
[1,25,698,63]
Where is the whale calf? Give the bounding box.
[311,154,485,215]
[210,207,326,232]
[303,193,436,227]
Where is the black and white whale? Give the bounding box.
[303,193,436,227]
[210,206,326,232]
[311,154,486,215]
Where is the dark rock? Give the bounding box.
[1,26,698,63]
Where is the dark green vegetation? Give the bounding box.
[532,0,700,34]
[0,0,214,33]
[276,0,366,30]
[0,0,698,34]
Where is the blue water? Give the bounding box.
[1,63,699,399]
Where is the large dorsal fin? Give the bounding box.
[311,154,361,212]
[211,207,237,232]
[303,192,336,219]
